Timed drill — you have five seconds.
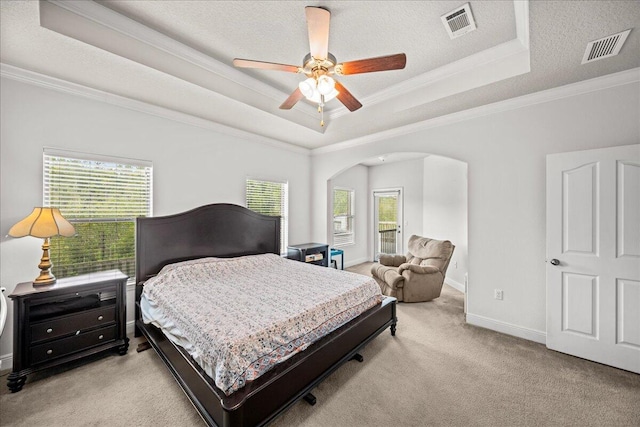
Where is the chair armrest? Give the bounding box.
[378,254,406,267]
[371,264,405,288]
[398,263,440,275]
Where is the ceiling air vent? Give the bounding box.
[441,3,476,39]
[581,29,631,64]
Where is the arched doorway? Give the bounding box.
[325,152,468,307]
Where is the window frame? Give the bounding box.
[333,187,355,247]
[245,177,289,255]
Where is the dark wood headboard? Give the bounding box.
[135,203,281,283]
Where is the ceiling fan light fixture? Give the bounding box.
[233,6,405,124]
[325,88,339,101]
[298,78,316,99]
[299,76,338,104]
[317,75,335,95]
[309,92,322,104]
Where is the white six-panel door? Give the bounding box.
[546,144,640,373]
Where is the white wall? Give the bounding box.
[311,78,640,341]
[368,158,424,257]
[328,164,369,266]
[422,156,468,288]
[0,77,312,364]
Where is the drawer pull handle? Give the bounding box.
[46,349,53,355]
[46,328,53,333]
[97,315,104,321]
[98,335,104,340]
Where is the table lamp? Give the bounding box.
[8,207,76,285]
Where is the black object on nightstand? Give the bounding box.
[287,243,329,267]
[6,270,129,392]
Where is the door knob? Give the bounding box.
[550,259,560,266]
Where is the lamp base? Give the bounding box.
[33,237,57,286]
[33,272,56,286]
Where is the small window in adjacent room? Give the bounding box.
[43,149,153,281]
[333,187,355,246]
[245,178,288,255]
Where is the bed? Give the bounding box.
[135,203,397,427]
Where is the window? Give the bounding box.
[44,149,152,280]
[333,188,355,246]
[245,178,288,254]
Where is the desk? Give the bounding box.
[330,248,344,270]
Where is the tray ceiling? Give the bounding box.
[1,1,638,150]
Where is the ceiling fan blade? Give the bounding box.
[233,59,300,73]
[334,81,362,112]
[338,53,407,75]
[280,88,304,110]
[305,6,330,60]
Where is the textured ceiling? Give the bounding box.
[1,1,639,150]
[98,0,516,97]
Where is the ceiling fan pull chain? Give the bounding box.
[320,95,325,126]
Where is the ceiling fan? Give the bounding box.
[233,6,407,126]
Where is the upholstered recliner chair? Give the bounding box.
[371,235,455,302]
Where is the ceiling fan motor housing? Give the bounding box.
[303,52,337,77]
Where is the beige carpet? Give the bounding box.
[1,263,639,426]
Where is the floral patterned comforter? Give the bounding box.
[141,253,383,396]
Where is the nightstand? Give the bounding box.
[287,243,329,267]
[7,270,129,392]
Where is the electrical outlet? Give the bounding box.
[494,289,503,300]
[454,261,458,269]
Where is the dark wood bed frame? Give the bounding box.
[135,203,397,427]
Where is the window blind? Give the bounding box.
[333,188,355,246]
[43,149,152,279]
[245,178,288,254]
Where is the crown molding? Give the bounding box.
[5,63,636,157]
[4,63,636,157]
[327,0,531,120]
[46,0,298,106]
[43,0,321,124]
[45,0,530,132]
[514,0,530,49]
[329,39,528,121]
[313,67,640,155]
[0,63,310,155]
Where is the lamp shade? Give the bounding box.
[8,207,75,238]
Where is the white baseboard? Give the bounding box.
[126,320,135,335]
[466,313,546,344]
[0,352,11,375]
[445,277,465,293]
[344,257,370,269]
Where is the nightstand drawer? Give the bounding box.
[30,306,116,343]
[30,325,117,365]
